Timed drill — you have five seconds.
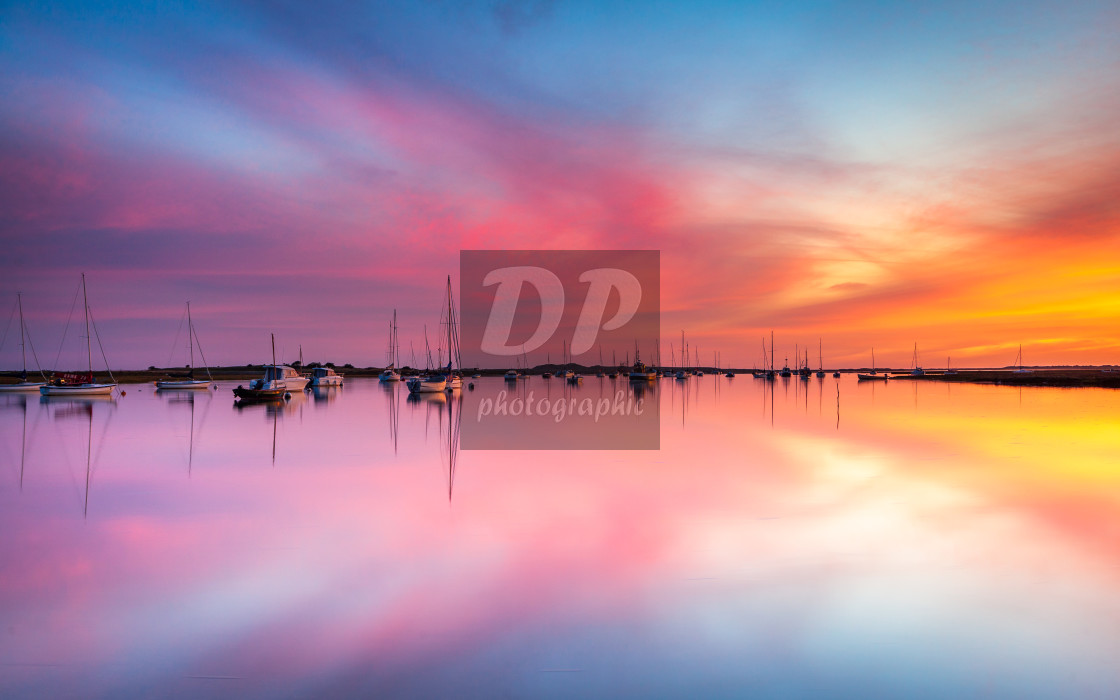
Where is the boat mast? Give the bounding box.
[17,292,26,377]
[447,276,453,373]
[271,333,276,367]
[187,302,195,371]
[82,273,92,377]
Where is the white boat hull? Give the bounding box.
[310,376,344,387]
[407,377,447,393]
[0,382,46,392]
[40,383,116,396]
[155,380,212,389]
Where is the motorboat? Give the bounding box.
[308,366,344,387]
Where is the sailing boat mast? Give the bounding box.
[446,275,454,374]
[187,302,195,372]
[271,333,277,367]
[82,273,92,377]
[18,293,26,377]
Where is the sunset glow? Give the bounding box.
[2,1,1118,369]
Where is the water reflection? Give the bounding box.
[1,378,1119,697]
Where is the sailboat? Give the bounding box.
[407,324,447,393]
[442,275,463,391]
[379,310,401,382]
[0,293,47,392]
[597,346,605,377]
[675,332,688,379]
[858,348,888,381]
[816,339,826,378]
[156,302,213,389]
[558,340,574,380]
[608,350,619,379]
[945,356,958,375]
[909,343,924,376]
[41,274,118,396]
[1013,344,1031,373]
[542,353,552,379]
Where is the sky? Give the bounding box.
[1,0,1118,370]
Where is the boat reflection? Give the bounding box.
[158,388,212,474]
[309,385,341,404]
[41,394,116,420]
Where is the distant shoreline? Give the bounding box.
[3,365,1117,388]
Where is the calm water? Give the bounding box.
[1,376,1118,698]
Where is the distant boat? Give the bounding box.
[308,366,344,387]
[857,348,888,381]
[234,334,298,401]
[910,343,924,376]
[156,302,213,390]
[407,316,447,394]
[471,373,481,379]
[816,339,826,378]
[40,274,118,397]
[543,353,552,378]
[597,346,605,377]
[1013,344,1031,373]
[557,340,574,379]
[504,369,519,381]
[379,310,401,382]
[628,343,656,381]
[408,374,447,393]
[441,275,463,392]
[945,356,958,375]
[0,293,47,392]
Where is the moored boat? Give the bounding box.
[407,374,447,393]
[628,345,656,380]
[41,275,118,397]
[0,293,47,392]
[857,348,888,381]
[234,335,302,401]
[379,310,401,382]
[308,366,344,387]
[156,302,213,390]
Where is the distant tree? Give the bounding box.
[326,362,335,368]
[148,365,156,371]
[343,363,354,369]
